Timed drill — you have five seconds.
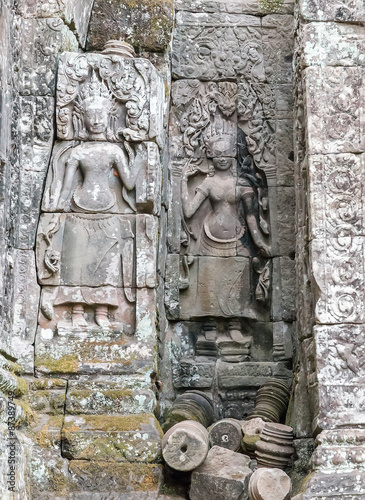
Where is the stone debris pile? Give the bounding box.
[161,385,294,499]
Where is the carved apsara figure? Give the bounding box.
[181,156,270,258]
[41,74,140,328]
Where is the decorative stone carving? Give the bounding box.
[56,50,164,146]
[170,80,237,160]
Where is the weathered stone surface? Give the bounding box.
[9,249,40,372]
[55,52,164,146]
[172,357,215,389]
[271,258,296,322]
[304,67,364,155]
[190,446,252,500]
[65,377,156,415]
[62,414,163,463]
[87,0,174,52]
[300,23,365,68]
[272,322,293,361]
[34,323,155,377]
[16,0,94,48]
[311,429,365,471]
[292,470,365,499]
[217,361,292,390]
[175,0,294,15]
[248,467,291,500]
[162,420,209,471]
[0,423,32,499]
[14,17,78,96]
[69,461,163,494]
[299,0,365,22]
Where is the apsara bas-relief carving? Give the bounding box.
[56,49,164,146]
[35,43,164,336]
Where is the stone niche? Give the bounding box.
[163,8,295,420]
[34,45,165,379]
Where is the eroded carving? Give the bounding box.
[56,50,164,145]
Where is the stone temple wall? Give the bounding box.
[161,0,296,425]
[0,0,364,498]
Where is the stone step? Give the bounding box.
[62,414,163,463]
[65,376,156,415]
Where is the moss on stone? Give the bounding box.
[14,375,29,396]
[69,460,163,491]
[30,377,67,390]
[35,354,79,374]
[15,400,36,426]
[259,0,284,13]
[64,414,155,432]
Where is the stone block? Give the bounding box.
[87,0,174,52]
[13,17,78,96]
[311,237,365,324]
[66,378,156,415]
[217,360,292,390]
[190,446,252,500]
[62,414,163,463]
[172,12,262,81]
[273,322,293,361]
[69,460,163,493]
[271,257,296,322]
[275,119,294,186]
[311,429,365,471]
[295,470,365,499]
[300,22,365,68]
[175,0,294,15]
[304,67,364,155]
[299,0,365,22]
[172,357,216,389]
[16,0,94,47]
[136,215,158,289]
[25,415,74,496]
[272,187,296,256]
[262,15,294,84]
[308,154,365,241]
[9,249,40,373]
[34,328,154,377]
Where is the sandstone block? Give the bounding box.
[87,0,174,52]
[62,414,163,463]
[248,467,291,500]
[190,446,252,500]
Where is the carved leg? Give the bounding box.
[71,304,88,327]
[95,304,111,328]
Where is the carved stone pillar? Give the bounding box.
[292,1,365,497]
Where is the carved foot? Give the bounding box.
[95,305,111,328]
[71,304,88,327]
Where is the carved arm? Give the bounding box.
[58,155,79,210]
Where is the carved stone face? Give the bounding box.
[212,157,233,171]
[83,98,110,137]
